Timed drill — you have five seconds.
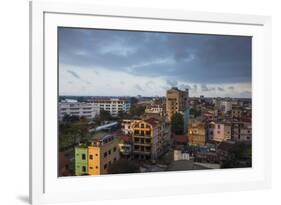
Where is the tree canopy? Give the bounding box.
[171,112,184,135]
[108,159,140,174]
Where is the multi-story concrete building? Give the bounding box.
[93,98,131,117]
[121,119,141,135]
[74,134,120,176]
[166,87,189,133]
[60,98,131,120]
[74,145,88,176]
[213,123,225,142]
[145,104,164,116]
[224,123,232,141]
[233,122,252,142]
[208,122,231,142]
[188,119,206,146]
[131,117,170,161]
[88,134,120,175]
[59,102,100,121]
[232,105,242,119]
[220,101,232,113]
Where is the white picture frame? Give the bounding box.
[30,1,272,204]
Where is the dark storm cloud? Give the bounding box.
[59,28,251,84]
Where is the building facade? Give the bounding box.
[75,134,120,176]
[74,145,88,176]
[131,117,170,161]
[166,87,189,133]
[188,119,206,146]
[213,123,225,142]
[59,102,100,121]
[93,98,131,117]
[145,104,164,116]
[88,135,120,175]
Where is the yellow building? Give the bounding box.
[166,87,189,121]
[88,134,119,175]
[131,117,170,161]
[188,119,206,146]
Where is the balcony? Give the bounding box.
[133,150,151,155]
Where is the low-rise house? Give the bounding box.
[118,134,133,158]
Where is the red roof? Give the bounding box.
[174,135,188,143]
[120,134,132,143]
[144,117,160,126]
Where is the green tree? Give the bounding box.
[59,120,91,150]
[171,112,184,135]
[221,142,252,168]
[108,159,140,174]
[129,105,145,117]
[95,110,112,125]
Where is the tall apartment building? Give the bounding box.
[59,102,100,121]
[131,117,170,161]
[166,87,189,133]
[188,119,206,146]
[93,98,131,117]
[74,134,120,176]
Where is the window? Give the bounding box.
[108,150,111,155]
[104,164,107,170]
[113,147,117,152]
[89,155,93,160]
[82,166,86,172]
[114,157,116,162]
[141,131,144,136]
[95,153,98,156]
[96,166,98,169]
[89,167,93,169]
[82,154,86,160]
[103,152,107,158]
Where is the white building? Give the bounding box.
[93,98,131,117]
[145,104,164,115]
[174,150,190,161]
[59,102,100,120]
[220,101,232,113]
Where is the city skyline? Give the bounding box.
[59,28,252,98]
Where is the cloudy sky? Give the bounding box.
[58,27,252,98]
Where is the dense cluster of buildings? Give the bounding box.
[59,87,252,176]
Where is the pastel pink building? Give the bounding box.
[213,123,225,142]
